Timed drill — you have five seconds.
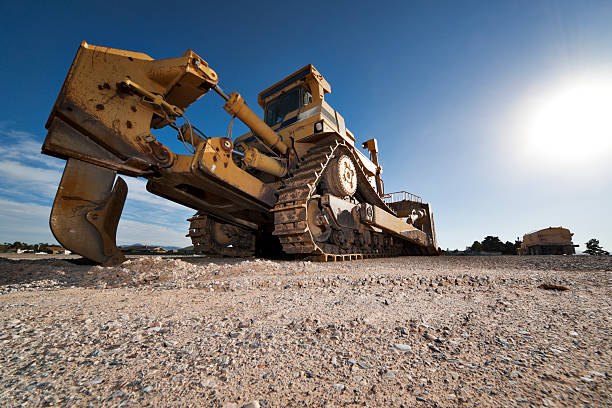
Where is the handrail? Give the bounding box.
[383,190,422,204]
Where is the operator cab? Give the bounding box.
[257,64,329,131]
[264,85,312,127]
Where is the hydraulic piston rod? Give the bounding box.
[221,91,289,155]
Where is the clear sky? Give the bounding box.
[0,0,610,251]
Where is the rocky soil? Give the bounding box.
[0,255,610,407]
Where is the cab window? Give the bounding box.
[265,86,311,126]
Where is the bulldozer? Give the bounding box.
[42,42,439,265]
[518,227,577,255]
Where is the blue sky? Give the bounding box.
[0,0,610,251]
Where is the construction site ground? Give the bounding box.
[0,254,610,407]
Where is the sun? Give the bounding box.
[521,76,612,165]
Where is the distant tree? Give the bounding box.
[469,241,482,252]
[481,236,505,253]
[501,241,518,255]
[511,239,522,255]
[584,239,609,256]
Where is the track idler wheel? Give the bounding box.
[50,158,127,265]
[324,154,357,197]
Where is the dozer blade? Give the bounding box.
[50,158,127,265]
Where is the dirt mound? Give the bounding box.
[86,257,212,288]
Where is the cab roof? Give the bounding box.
[257,64,331,108]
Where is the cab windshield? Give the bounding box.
[264,86,312,126]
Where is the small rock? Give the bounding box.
[580,377,594,383]
[332,383,346,391]
[423,333,436,342]
[516,397,529,403]
[382,370,396,380]
[238,320,251,329]
[84,377,104,386]
[428,344,441,353]
[241,401,260,408]
[229,331,241,338]
[569,331,579,337]
[538,283,569,291]
[394,343,411,352]
[108,391,125,399]
[357,361,372,369]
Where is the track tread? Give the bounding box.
[272,142,431,261]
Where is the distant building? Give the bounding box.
[46,246,71,254]
[518,227,577,255]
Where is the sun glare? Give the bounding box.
[522,77,612,165]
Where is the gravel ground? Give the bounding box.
[0,255,610,407]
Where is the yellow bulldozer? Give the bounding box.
[518,227,577,255]
[42,42,439,265]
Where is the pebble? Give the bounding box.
[357,361,372,369]
[241,401,260,408]
[84,377,104,386]
[394,343,412,352]
[238,320,251,329]
[516,397,529,403]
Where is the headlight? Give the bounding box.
[314,120,324,133]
